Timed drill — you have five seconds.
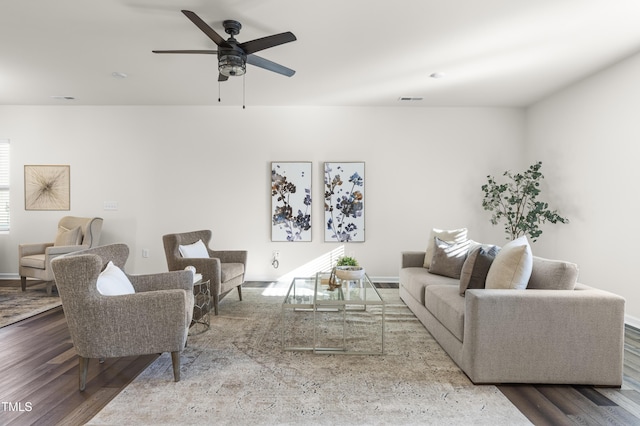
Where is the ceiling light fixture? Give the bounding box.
[430,72,445,79]
[111,72,128,79]
[51,96,75,100]
[398,97,423,101]
[218,54,246,77]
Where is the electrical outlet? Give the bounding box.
[272,251,280,260]
[103,201,118,210]
[142,248,150,258]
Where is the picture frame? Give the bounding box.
[271,162,312,242]
[324,162,365,242]
[24,165,70,211]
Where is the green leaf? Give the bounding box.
[481,161,568,241]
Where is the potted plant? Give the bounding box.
[481,161,569,241]
[333,256,365,280]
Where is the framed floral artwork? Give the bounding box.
[324,162,365,242]
[24,165,70,210]
[271,162,312,241]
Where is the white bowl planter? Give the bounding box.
[335,266,365,281]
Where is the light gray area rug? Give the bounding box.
[88,286,531,425]
[0,282,61,328]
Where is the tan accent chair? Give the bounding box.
[19,216,103,295]
[50,243,194,391]
[163,230,247,315]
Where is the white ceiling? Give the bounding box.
[2,0,640,107]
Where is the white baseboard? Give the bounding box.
[369,276,399,283]
[246,275,400,283]
[0,273,19,280]
[625,314,640,330]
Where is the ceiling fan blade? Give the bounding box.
[247,54,295,77]
[218,73,229,82]
[181,10,229,47]
[239,32,296,55]
[152,50,218,54]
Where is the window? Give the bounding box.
[0,140,9,232]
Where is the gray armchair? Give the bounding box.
[51,243,194,391]
[163,230,247,315]
[19,216,103,295]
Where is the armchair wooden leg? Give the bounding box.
[171,351,181,382]
[46,281,54,296]
[20,276,26,292]
[213,294,219,316]
[79,357,89,391]
[237,285,242,301]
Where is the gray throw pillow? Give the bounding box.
[527,256,578,290]
[459,245,500,296]
[54,225,82,246]
[423,228,468,269]
[429,237,469,279]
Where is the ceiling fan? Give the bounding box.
[153,10,297,82]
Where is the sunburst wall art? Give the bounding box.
[24,165,70,211]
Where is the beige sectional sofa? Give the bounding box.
[399,241,626,386]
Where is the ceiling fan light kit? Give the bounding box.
[153,10,296,105]
[219,54,246,77]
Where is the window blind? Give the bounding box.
[0,140,10,232]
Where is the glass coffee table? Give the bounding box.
[282,271,385,354]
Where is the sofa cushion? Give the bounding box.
[20,254,46,269]
[424,228,468,269]
[425,284,465,342]
[400,267,458,305]
[220,263,245,282]
[485,236,533,290]
[459,245,499,295]
[429,237,469,279]
[527,256,578,290]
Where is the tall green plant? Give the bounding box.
[481,161,569,241]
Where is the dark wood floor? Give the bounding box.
[0,306,158,425]
[2,281,640,425]
[497,325,640,425]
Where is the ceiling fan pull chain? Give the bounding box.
[243,74,246,109]
[218,81,221,103]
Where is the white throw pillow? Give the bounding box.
[179,240,210,258]
[424,228,468,269]
[485,236,533,290]
[96,261,135,296]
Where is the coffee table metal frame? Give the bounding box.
[282,272,385,355]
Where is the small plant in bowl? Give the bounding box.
[336,256,358,267]
[334,256,365,280]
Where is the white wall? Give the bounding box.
[526,52,640,326]
[0,105,523,282]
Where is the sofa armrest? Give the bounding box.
[401,251,426,269]
[462,288,625,385]
[129,270,194,293]
[45,244,89,256]
[209,249,248,266]
[76,289,191,358]
[19,242,54,257]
